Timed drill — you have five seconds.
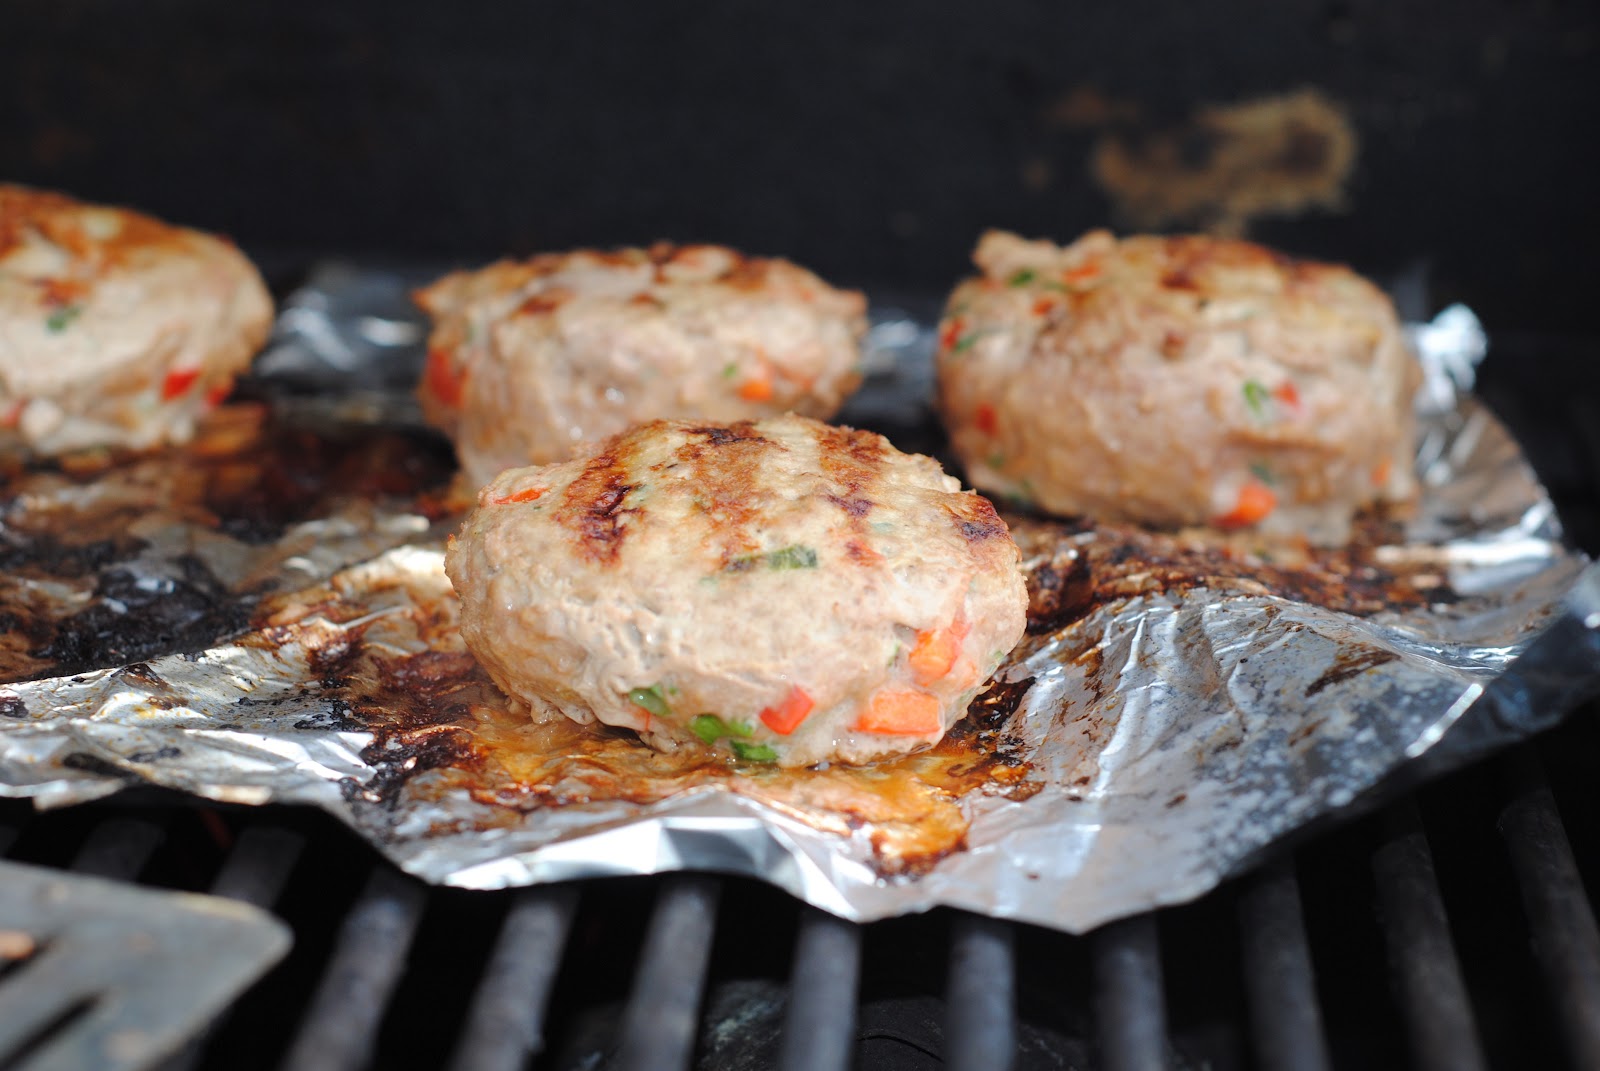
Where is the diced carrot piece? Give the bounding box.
[1,399,24,428]
[759,685,815,735]
[974,402,999,437]
[490,486,547,505]
[1371,458,1393,488]
[856,689,942,735]
[939,318,965,351]
[1272,381,1302,412]
[908,617,970,685]
[737,373,774,402]
[1214,480,1278,529]
[161,367,201,401]
[204,381,233,408]
[1063,262,1100,285]
[1032,297,1054,317]
[425,347,465,408]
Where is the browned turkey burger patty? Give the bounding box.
[0,185,272,456]
[416,243,867,490]
[936,230,1419,545]
[444,414,1028,768]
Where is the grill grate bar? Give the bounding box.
[277,865,428,1071]
[69,817,164,881]
[1372,802,1488,1071]
[1092,913,1170,1071]
[447,885,579,1071]
[777,908,861,1071]
[1238,859,1332,1071]
[945,913,1017,1071]
[1498,747,1600,1069]
[161,826,306,1071]
[613,875,722,1071]
[208,826,305,909]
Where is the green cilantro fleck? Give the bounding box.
[730,740,778,762]
[986,453,1006,470]
[730,544,818,572]
[952,332,981,353]
[1249,461,1275,485]
[1242,379,1270,417]
[1007,267,1037,287]
[45,304,82,333]
[766,544,818,570]
[722,362,740,379]
[628,684,672,718]
[691,714,755,744]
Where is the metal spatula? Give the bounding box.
[0,859,291,1071]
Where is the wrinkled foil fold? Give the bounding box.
[2,267,1595,933]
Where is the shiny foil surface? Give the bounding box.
[1,266,1594,932]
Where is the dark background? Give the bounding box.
[3,0,1597,331]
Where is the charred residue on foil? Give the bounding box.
[277,577,1042,875]
[0,404,456,684]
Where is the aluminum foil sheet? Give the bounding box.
[1,265,1596,933]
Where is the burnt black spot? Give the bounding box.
[32,555,250,677]
[308,631,366,689]
[0,696,27,719]
[689,423,769,447]
[128,746,182,763]
[1026,551,1094,633]
[61,752,129,779]
[293,697,365,732]
[356,727,476,809]
[0,534,147,579]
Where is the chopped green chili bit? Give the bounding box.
[1242,379,1270,417]
[730,544,818,572]
[1007,267,1037,287]
[730,740,778,762]
[628,684,672,718]
[691,714,755,744]
[45,304,82,333]
[952,332,981,353]
[986,452,1006,470]
[1249,461,1274,484]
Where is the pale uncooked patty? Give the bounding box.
[0,185,273,456]
[935,230,1419,545]
[416,243,867,490]
[445,414,1028,768]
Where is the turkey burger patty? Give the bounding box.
[936,230,1419,545]
[445,414,1028,768]
[0,185,272,456]
[416,243,868,490]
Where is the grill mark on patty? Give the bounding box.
[557,450,637,564]
[815,423,886,562]
[949,496,1010,546]
[516,286,574,317]
[672,422,781,565]
[0,186,190,266]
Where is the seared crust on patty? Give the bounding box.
[936,230,1419,545]
[445,414,1028,768]
[0,185,273,456]
[415,243,867,489]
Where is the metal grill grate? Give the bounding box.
[0,333,1594,1071]
[0,709,1591,1071]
